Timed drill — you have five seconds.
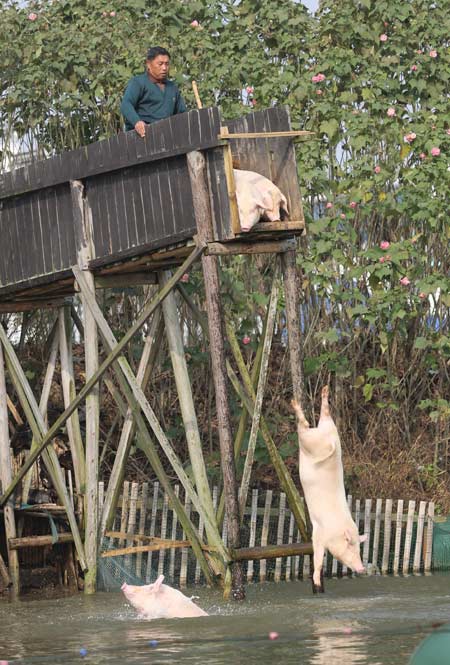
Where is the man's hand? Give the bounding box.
[134,121,146,138]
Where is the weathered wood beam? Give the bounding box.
[0,243,205,507]
[0,299,67,313]
[99,308,163,536]
[218,130,315,140]
[232,541,313,561]
[187,150,244,601]
[73,266,230,580]
[0,344,20,598]
[1,337,87,570]
[238,266,279,516]
[225,327,308,541]
[8,533,74,549]
[0,552,11,589]
[206,238,296,256]
[93,273,157,289]
[100,540,191,558]
[280,250,304,406]
[72,179,100,595]
[160,270,223,564]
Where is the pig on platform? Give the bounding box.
[233,169,289,232]
[292,387,366,590]
[121,575,208,619]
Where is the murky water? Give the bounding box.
[0,573,449,664]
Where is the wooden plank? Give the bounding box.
[402,500,416,574]
[424,502,434,572]
[136,482,149,579]
[259,490,272,583]
[218,130,314,139]
[393,499,404,575]
[170,485,180,583]
[157,492,169,577]
[145,481,159,582]
[362,498,372,568]
[413,501,427,573]
[125,482,139,571]
[246,489,259,583]
[101,540,191,558]
[286,509,295,581]
[233,541,313,562]
[118,481,130,548]
[370,498,382,575]
[180,494,191,588]
[274,490,287,582]
[381,498,393,574]
[9,533,74,549]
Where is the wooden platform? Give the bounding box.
[0,106,305,309]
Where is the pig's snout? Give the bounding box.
[354,565,366,575]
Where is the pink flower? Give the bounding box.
[419,152,426,160]
[102,11,108,16]
[374,165,381,174]
[379,256,386,263]
[380,34,388,42]
[400,277,411,286]
[387,107,396,117]
[246,86,254,94]
[446,129,450,136]
[417,50,423,54]
[429,50,438,58]
[28,12,38,20]
[242,335,251,345]
[180,273,189,283]
[326,202,333,209]
[380,241,390,250]
[411,65,418,71]
[316,89,323,95]
[430,147,441,156]
[404,132,416,143]
[340,213,346,219]
[250,98,257,106]
[269,632,279,641]
[349,201,357,209]
[190,19,199,27]
[312,73,326,83]
[110,11,116,16]
[419,292,426,299]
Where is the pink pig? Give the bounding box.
[292,387,366,588]
[121,575,208,619]
[233,169,289,232]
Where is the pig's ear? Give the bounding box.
[344,529,355,545]
[359,534,368,543]
[152,575,165,592]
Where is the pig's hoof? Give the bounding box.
[312,583,324,594]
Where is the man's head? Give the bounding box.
[146,46,170,82]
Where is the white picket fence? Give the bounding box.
[100,481,435,587]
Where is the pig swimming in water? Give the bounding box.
[121,575,208,619]
[292,387,366,588]
[233,169,289,232]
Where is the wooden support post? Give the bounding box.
[187,150,244,601]
[0,344,20,599]
[73,267,225,584]
[59,306,86,500]
[99,309,163,537]
[159,270,223,563]
[225,326,308,541]
[0,327,87,570]
[21,324,60,505]
[280,249,304,405]
[0,244,205,507]
[72,179,100,594]
[238,267,279,516]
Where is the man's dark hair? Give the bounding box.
[146,46,170,61]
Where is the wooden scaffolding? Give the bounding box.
[0,106,308,600]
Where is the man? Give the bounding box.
[120,46,187,138]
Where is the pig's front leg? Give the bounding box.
[312,533,325,592]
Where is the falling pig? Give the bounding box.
[292,386,366,589]
[233,169,289,232]
[121,575,208,619]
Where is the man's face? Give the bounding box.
[146,55,170,82]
